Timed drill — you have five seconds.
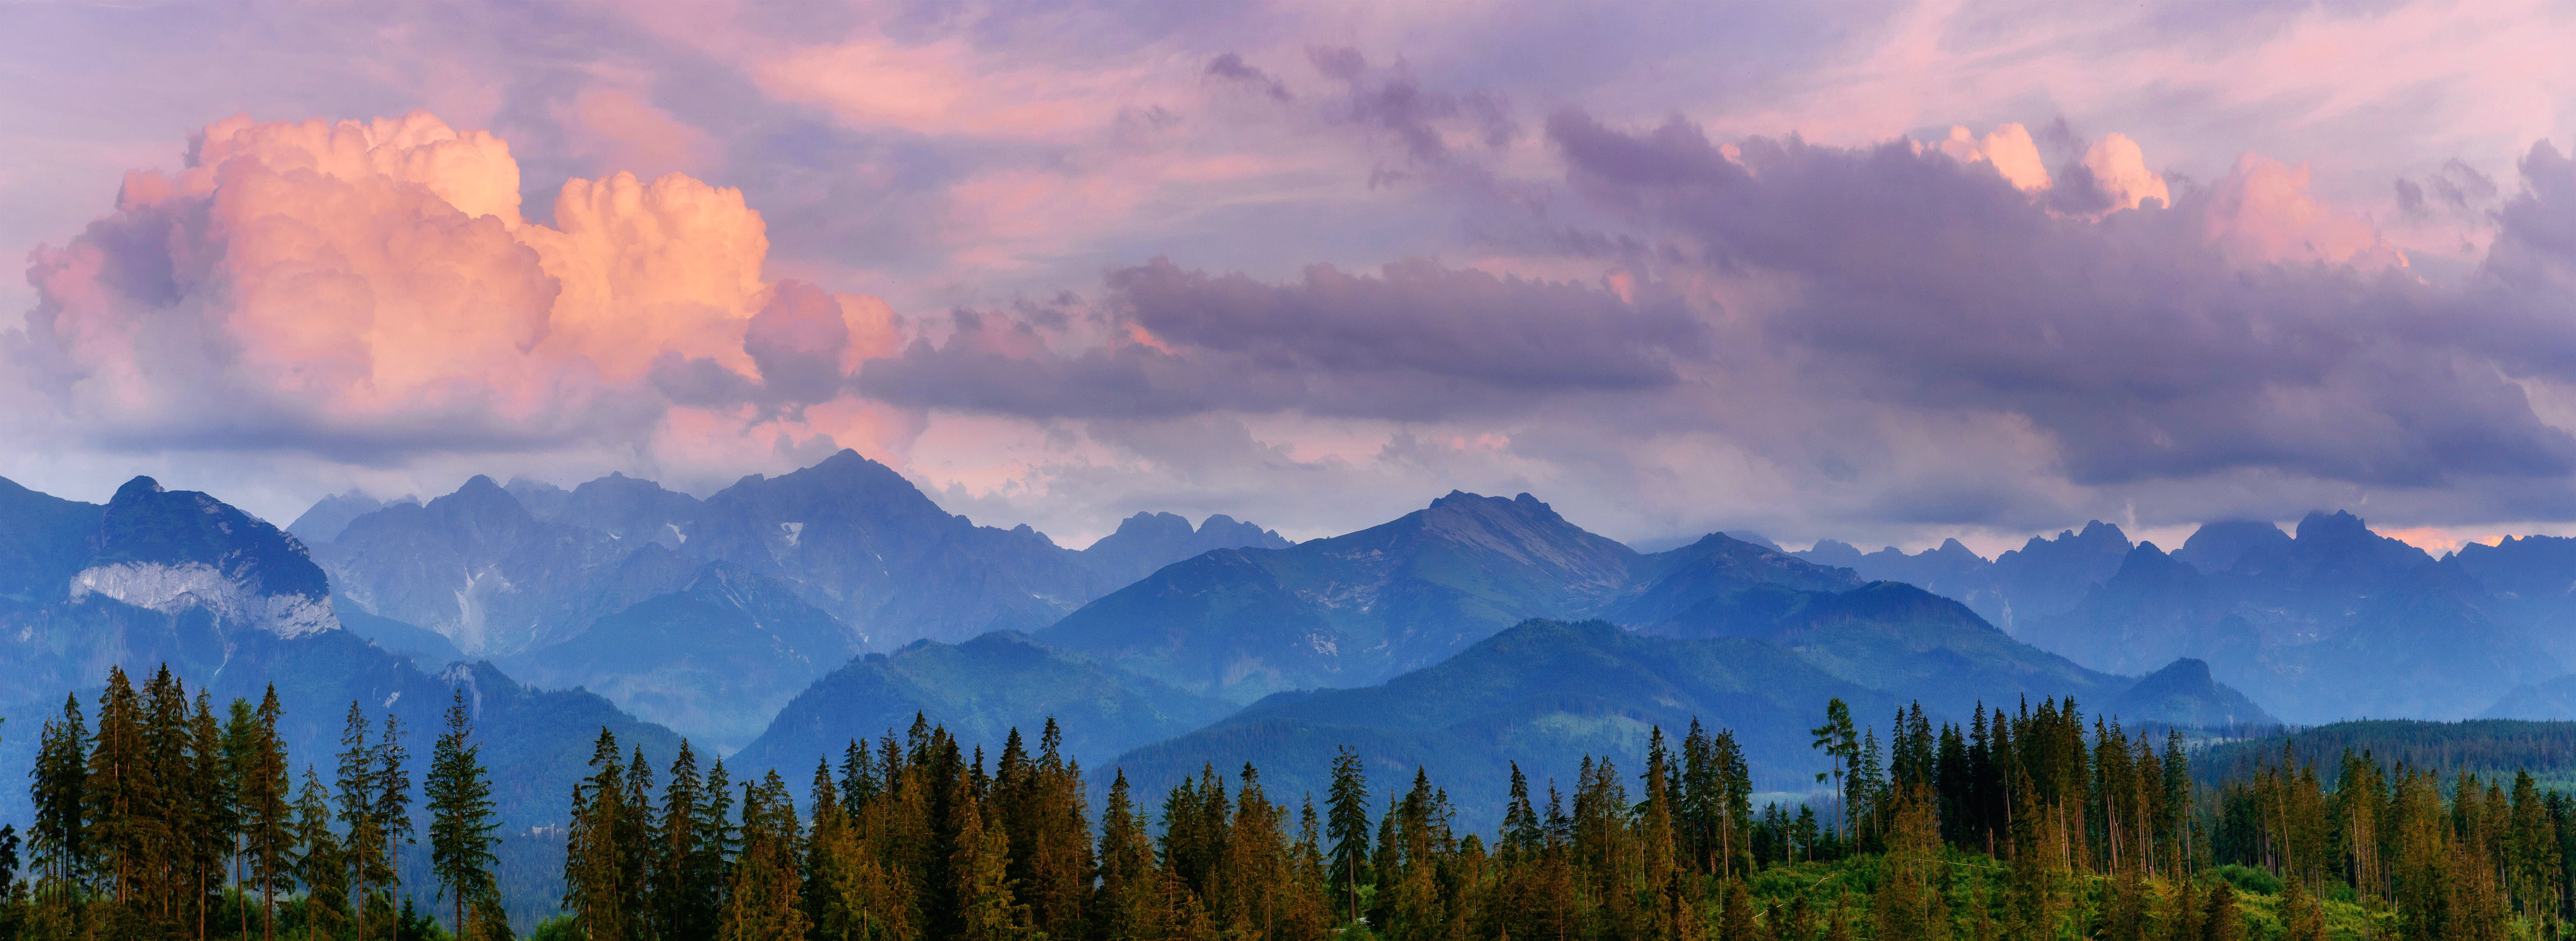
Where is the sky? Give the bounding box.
[3,0,2574,555]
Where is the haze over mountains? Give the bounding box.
[5,447,2574,866]
[1803,512,2576,724]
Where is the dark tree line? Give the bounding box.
[9,664,501,941]
[17,671,2576,939]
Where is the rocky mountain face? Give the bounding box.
[1040,491,1653,703]
[299,450,1289,747]
[1037,492,2270,729]
[317,474,644,656]
[75,476,338,637]
[1797,520,2134,634]
[503,562,859,753]
[0,474,682,834]
[1079,511,1291,587]
[285,489,412,545]
[311,450,1290,657]
[2012,512,2561,723]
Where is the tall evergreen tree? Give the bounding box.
[1325,746,1370,924]
[294,766,347,941]
[565,728,636,941]
[30,692,88,909]
[85,665,151,908]
[654,740,715,940]
[371,710,416,927]
[245,685,292,941]
[191,691,237,941]
[337,703,383,938]
[427,689,501,937]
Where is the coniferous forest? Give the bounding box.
[10,668,2576,939]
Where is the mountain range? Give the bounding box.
[1814,510,2575,723]
[0,475,681,835]
[14,446,2576,919]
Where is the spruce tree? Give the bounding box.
[294,766,346,941]
[246,685,292,941]
[427,689,501,937]
[723,771,812,941]
[225,697,261,938]
[190,691,234,941]
[337,702,382,937]
[85,665,149,908]
[565,728,633,941]
[372,710,416,926]
[31,692,88,909]
[654,740,709,940]
[1324,746,1370,924]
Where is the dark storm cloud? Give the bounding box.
[1544,109,2576,490]
[854,257,1707,421]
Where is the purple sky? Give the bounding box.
[3,0,2573,554]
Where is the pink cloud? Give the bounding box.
[2203,153,2406,270]
[12,111,911,480]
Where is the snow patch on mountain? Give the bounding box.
[69,560,339,637]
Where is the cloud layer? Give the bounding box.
[5,1,2575,550]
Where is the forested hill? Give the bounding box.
[2199,718,2576,789]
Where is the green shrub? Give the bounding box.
[2212,863,2282,896]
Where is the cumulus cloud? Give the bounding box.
[9,111,907,475]
[1932,124,2050,191]
[2082,133,2171,212]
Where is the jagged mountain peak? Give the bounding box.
[1391,489,1632,574]
[2293,508,2372,541]
[76,477,337,637]
[2174,520,2292,573]
[2001,519,2131,560]
[426,473,532,520]
[112,475,167,501]
[2106,540,2202,589]
[1111,510,1194,539]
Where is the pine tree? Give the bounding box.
[700,758,741,922]
[655,740,713,940]
[1810,699,1858,844]
[723,771,812,941]
[372,710,416,924]
[1719,877,1756,940]
[337,702,382,938]
[428,689,501,937]
[294,766,347,941]
[86,665,151,908]
[1869,785,1949,941]
[1325,746,1370,924]
[566,728,635,941]
[1095,769,1162,940]
[951,778,1021,941]
[191,691,237,941]
[225,697,262,938]
[31,692,87,910]
[140,665,191,925]
[243,685,293,941]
